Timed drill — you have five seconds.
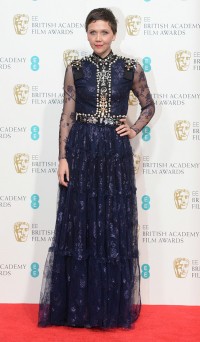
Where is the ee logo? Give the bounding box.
[31,125,39,140]
[141,264,150,279]
[142,195,151,210]
[31,262,39,278]
[31,56,40,71]
[142,126,151,141]
[31,194,40,209]
[142,57,151,72]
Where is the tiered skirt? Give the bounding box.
[38,121,141,329]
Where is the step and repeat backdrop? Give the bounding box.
[0,0,200,305]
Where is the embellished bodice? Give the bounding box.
[71,52,136,122]
[59,51,155,159]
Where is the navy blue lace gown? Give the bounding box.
[38,51,155,329]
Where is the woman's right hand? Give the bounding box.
[57,159,69,187]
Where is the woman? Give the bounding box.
[38,8,155,329]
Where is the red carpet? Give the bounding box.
[0,305,199,342]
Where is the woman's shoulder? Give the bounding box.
[70,58,83,69]
[70,55,95,71]
[116,54,138,70]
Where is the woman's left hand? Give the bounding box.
[115,118,137,139]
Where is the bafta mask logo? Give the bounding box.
[174,189,190,209]
[63,50,79,67]
[173,258,189,278]
[129,90,138,106]
[14,222,29,242]
[174,120,190,141]
[134,154,141,174]
[13,14,29,35]
[14,153,29,173]
[14,84,29,104]
[175,50,191,71]
[126,15,141,36]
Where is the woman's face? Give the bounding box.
[87,20,116,58]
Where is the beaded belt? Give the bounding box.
[76,112,126,126]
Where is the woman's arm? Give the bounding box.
[130,63,155,134]
[58,65,76,186]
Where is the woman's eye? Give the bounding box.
[89,31,109,35]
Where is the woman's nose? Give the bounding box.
[96,33,102,41]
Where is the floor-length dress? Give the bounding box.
[38,51,155,329]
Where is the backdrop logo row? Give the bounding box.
[12,82,138,105]
[5,120,193,144]
[13,14,200,39]
[1,258,197,279]
[12,154,197,211]
[12,85,197,108]
[11,224,196,280]
[62,49,195,72]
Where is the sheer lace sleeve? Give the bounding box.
[130,63,155,134]
[59,65,76,160]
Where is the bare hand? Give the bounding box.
[115,119,137,139]
[57,159,69,187]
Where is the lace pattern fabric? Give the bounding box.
[38,51,155,329]
[59,65,76,159]
[39,123,141,328]
[130,63,155,134]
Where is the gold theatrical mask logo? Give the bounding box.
[14,222,29,242]
[129,90,138,106]
[126,15,141,36]
[134,154,141,174]
[174,120,190,141]
[14,153,29,174]
[63,50,79,67]
[13,14,29,35]
[14,84,29,104]
[174,189,190,209]
[173,258,189,278]
[175,50,191,71]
